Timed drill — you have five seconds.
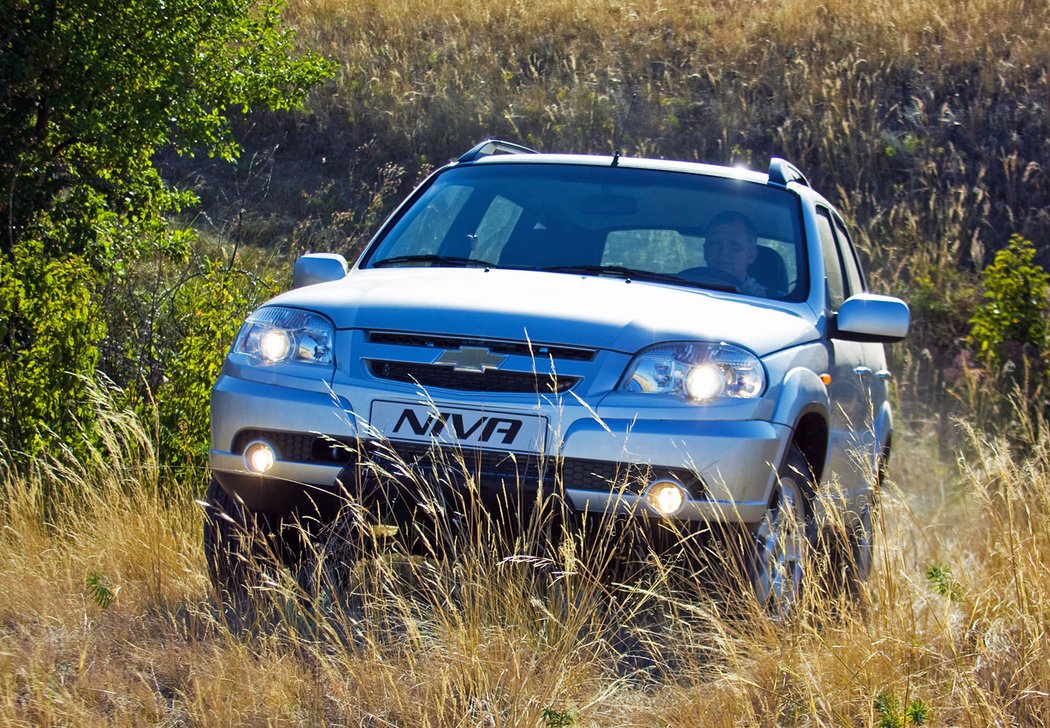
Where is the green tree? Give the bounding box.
[0,0,331,458]
[157,260,278,477]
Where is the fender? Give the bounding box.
[762,367,833,505]
[771,367,830,431]
[873,398,893,458]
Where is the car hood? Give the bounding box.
[268,268,818,356]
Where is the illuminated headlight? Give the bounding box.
[620,342,765,401]
[233,307,335,366]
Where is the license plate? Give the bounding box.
[369,400,547,453]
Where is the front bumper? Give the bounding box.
[210,373,788,523]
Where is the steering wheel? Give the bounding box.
[676,266,741,287]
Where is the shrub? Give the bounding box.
[0,0,331,465]
[0,241,105,457]
[969,234,1050,373]
[156,260,277,478]
[964,234,1050,432]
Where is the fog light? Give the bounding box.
[244,441,276,474]
[645,479,687,516]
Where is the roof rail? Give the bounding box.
[457,139,539,163]
[767,157,810,188]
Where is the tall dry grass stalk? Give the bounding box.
[1,382,1049,724]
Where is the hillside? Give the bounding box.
[170,0,1050,265]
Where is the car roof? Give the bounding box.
[456,151,838,218]
[461,152,773,186]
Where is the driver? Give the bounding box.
[704,211,767,296]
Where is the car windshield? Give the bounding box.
[364,162,808,301]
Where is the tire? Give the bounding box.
[748,444,817,619]
[203,476,383,621]
[843,449,885,593]
[202,478,270,615]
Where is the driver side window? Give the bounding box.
[832,214,866,295]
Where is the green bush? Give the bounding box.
[965,234,1050,432]
[0,0,330,465]
[969,235,1049,375]
[156,260,277,478]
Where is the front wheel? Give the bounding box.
[748,444,816,618]
[202,478,282,617]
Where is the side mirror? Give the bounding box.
[293,253,348,288]
[835,293,910,342]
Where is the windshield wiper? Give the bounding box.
[539,264,737,292]
[372,254,496,269]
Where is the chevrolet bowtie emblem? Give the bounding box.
[434,346,506,373]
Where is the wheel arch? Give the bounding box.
[771,367,831,483]
[791,408,829,484]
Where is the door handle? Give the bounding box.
[853,366,872,379]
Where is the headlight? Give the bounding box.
[620,342,765,401]
[233,307,335,366]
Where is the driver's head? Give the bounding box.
[705,211,758,284]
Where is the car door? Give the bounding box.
[832,212,889,497]
[816,207,871,504]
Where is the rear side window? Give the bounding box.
[380,184,472,258]
[471,195,524,262]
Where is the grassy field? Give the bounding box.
[5,0,1050,724]
[191,0,1050,264]
[1,388,1048,726]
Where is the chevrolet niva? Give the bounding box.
[205,140,910,613]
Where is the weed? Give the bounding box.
[924,563,962,601]
[875,693,930,728]
[85,572,118,610]
[542,705,576,726]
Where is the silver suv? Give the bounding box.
[206,140,909,610]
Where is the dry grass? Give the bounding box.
[277,0,1050,250]
[180,0,1050,270]
[9,1,1050,721]
[1,384,1049,725]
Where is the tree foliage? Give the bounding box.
[965,234,1050,432]
[969,234,1050,372]
[0,0,331,458]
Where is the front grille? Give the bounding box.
[366,360,579,393]
[367,331,596,362]
[362,441,705,497]
[232,429,706,498]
